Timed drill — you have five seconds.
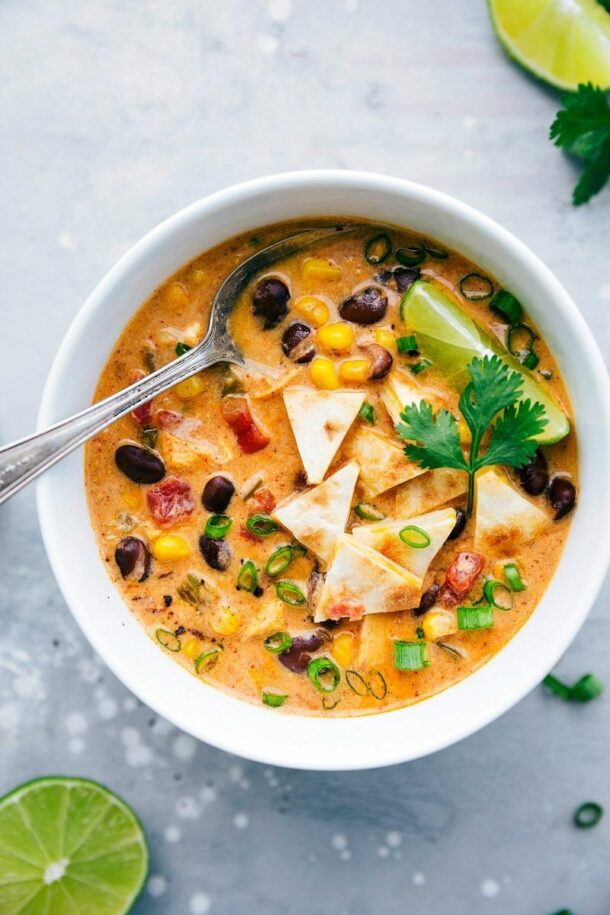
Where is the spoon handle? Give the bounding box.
[0,339,233,506]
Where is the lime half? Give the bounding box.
[0,777,148,915]
[488,0,610,91]
[400,279,570,445]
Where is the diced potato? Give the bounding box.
[243,600,285,638]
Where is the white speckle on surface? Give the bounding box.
[147,875,167,898]
[377,846,389,858]
[233,811,249,830]
[240,778,250,790]
[412,872,426,886]
[121,727,140,747]
[97,696,118,720]
[176,796,201,819]
[229,764,243,782]
[149,716,173,738]
[68,737,85,754]
[164,825,182,843]
[480,878,500,898]
[200,785,217,805]
[190,892,211,914]
[123,697,137,712]
[339,849,352,861]
[267,0,292,22]
[65,712,88,735]
[344,0,359,9]
[78,659,101,684]
[126,743,153,767]
[331,833,348,851]
[0,650,46,701]
[385,830,402,848]
[599,283,610,300]
[256,33,279,55]
[43,859,68,884]
[173,734,197,761]
[57,231,77,250]
[463,115,478,129]
[0,702,19,731]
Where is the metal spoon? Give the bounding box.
[0,224,354,505]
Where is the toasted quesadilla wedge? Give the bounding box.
[352,507,457,579]
[393,468,469,517]
[474,468,549,555]
[342,425,425,497]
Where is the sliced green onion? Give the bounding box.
[368,670,388,700]
[322,696,341,710]
[437,640,468,660]
[521,350,540,370]
[573,802,603,829]
[399,525,431,548]
[543,673,573,701]
[507,322,535,356]
[539,368,554,380]
[358,401,376,424]
[394,640,429,671]
[421,240,448,260]
[264,631,293,653]
[459,272,494,301]
[345,670,369,696]
[143,348,156,373]
[354,501,386,522]
[156,628,181,652]
[570,674,604,702]
[364,232,392,265]
[396,245,426,267]
[175,341,192,356]
[275,580,307,606]
[396,334,418,354]
[503,562,526,592]
[490,289,523,324]
[457,606,494,630]
[141,427,158,449]
[205,514,233,540]
[307,657,341,693]
[262,690,288,708]
[410,359,432,376]
[195,646,222,673]
[265,545,296,577]
[483,579,513,611]
[237,560,259,593]
[415,626,425,640]
[221,370,245,397]
[246,514,279,537]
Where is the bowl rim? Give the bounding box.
[37,170,610,770]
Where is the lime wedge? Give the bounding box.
[400,279,570,444]
[488,0,610,91]
[0,777,148,915]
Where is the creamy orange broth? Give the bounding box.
[85,219,577,717]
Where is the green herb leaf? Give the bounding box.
[550,83,610,205]
[459,355,522,440]
[476,400,547,471]
[397,402,468,473]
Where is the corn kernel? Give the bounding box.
[302,258,342,283]
[310,356,340,390]
[211,607,240,636]
[422,609,457,641]
[151,534,192,562]
[339,358,371,383]
[175,374,205,400]
[457,418,471,443]
[123,488,143,511]
[165,282,189,308]
[183,638,201,660]
[317,322,354,352]
[294,295,330,327]
[332,632,355,667]
[374,329,395,350]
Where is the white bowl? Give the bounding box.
[38,171,610,770]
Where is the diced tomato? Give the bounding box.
[441,551,485,605]
[239,525,259,542]
[327,599,365,622]
[130,371,153,425]
[147,476,195,526]
[250,487,276,513]
[156,409,182,431]
[220,396,269,454]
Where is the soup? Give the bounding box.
[85,220,577,716]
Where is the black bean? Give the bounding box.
[278,631,327,673]
[448,507,467,540]
[373,269,394,285]
[115,537,151,582]
[281,322,315,363]
[548,476,576,520]
[413,583,440,617]
[339,286,388,325]
[115,444,165,484]
[519,450,549,496]
[364,343,393,379]
[393,266,421,294]
[252,277,290,328]
[202,475,235,513]
[199,535,232,571]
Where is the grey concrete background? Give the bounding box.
[1,1,609,913]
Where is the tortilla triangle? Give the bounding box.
[342,425,425,497]
[474,468,549,554]
[353,507,457,579]
[393,468,469,517]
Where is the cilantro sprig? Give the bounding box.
[550,82,610,206]
[396,355,547,516]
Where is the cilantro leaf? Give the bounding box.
[476,400,547,471]
[397,402,468,473]
[550,83,610,205]
[459,356,522,443]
